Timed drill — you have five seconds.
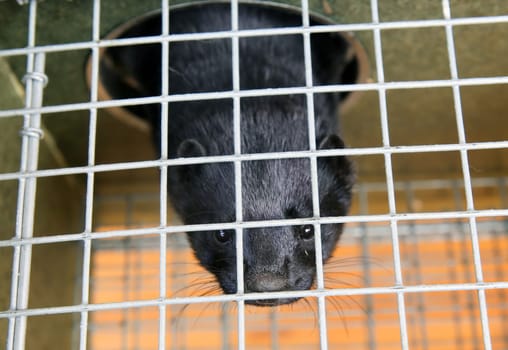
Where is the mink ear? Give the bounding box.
[174,139,207,181]
[177,138,207,158]
[317,134,352,174]
[318,134,345,150]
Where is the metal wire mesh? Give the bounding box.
[0,0,507,349]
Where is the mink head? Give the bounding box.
[168,129,354,306]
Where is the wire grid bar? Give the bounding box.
[77,0,102,349]
[157,1,170,349]
[1,140,508,184]
[3,75,508,119]
[1,13,508,59]
[1,208,507,250]
[87,220,508,250]
[230,0,247,348]
[299,0,330,348]
[370,0,408,348]
[441,1,493,349]
[157,78,169,348]
[7,1,43,349]
[7,0,38,343]
[1,280,508,320]
[87,175,508,204]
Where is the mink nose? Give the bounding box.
[247,273,287,292]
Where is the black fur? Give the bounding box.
[103,3,355,306]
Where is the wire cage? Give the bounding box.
[0,0,507,350]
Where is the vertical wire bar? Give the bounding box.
[441,1,492,349]
[7,2,37,349]
[398,195,413,348]
[79,1,101,348]
[9,2,43,347]
[300,0,328,349]
[230,1,245,349]
[7,54,30,350]
[301,0,324,288]
[452,180,480,349]
[12,52,46,350]
[370,0,408,348]
[79,113,94,347]
[159,0,170,348]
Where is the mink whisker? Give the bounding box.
[327,296,349,335]
[324,278,360,289]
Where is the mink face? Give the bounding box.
[177,151,353,306]
[103,3,356,305]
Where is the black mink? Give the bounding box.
[100,2,356,306]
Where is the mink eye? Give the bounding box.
[298,225,315,241]
[214,229,233,244]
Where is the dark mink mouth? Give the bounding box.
[246,297,301,307]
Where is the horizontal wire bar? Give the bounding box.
[361,176,508,191]
[1,14,507,59]
[1,76,508,119]
[1,281,507,319]
[0,208,507,248]
[89,175,508,200]
[0,140,507,182]
[88,220,508,249]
